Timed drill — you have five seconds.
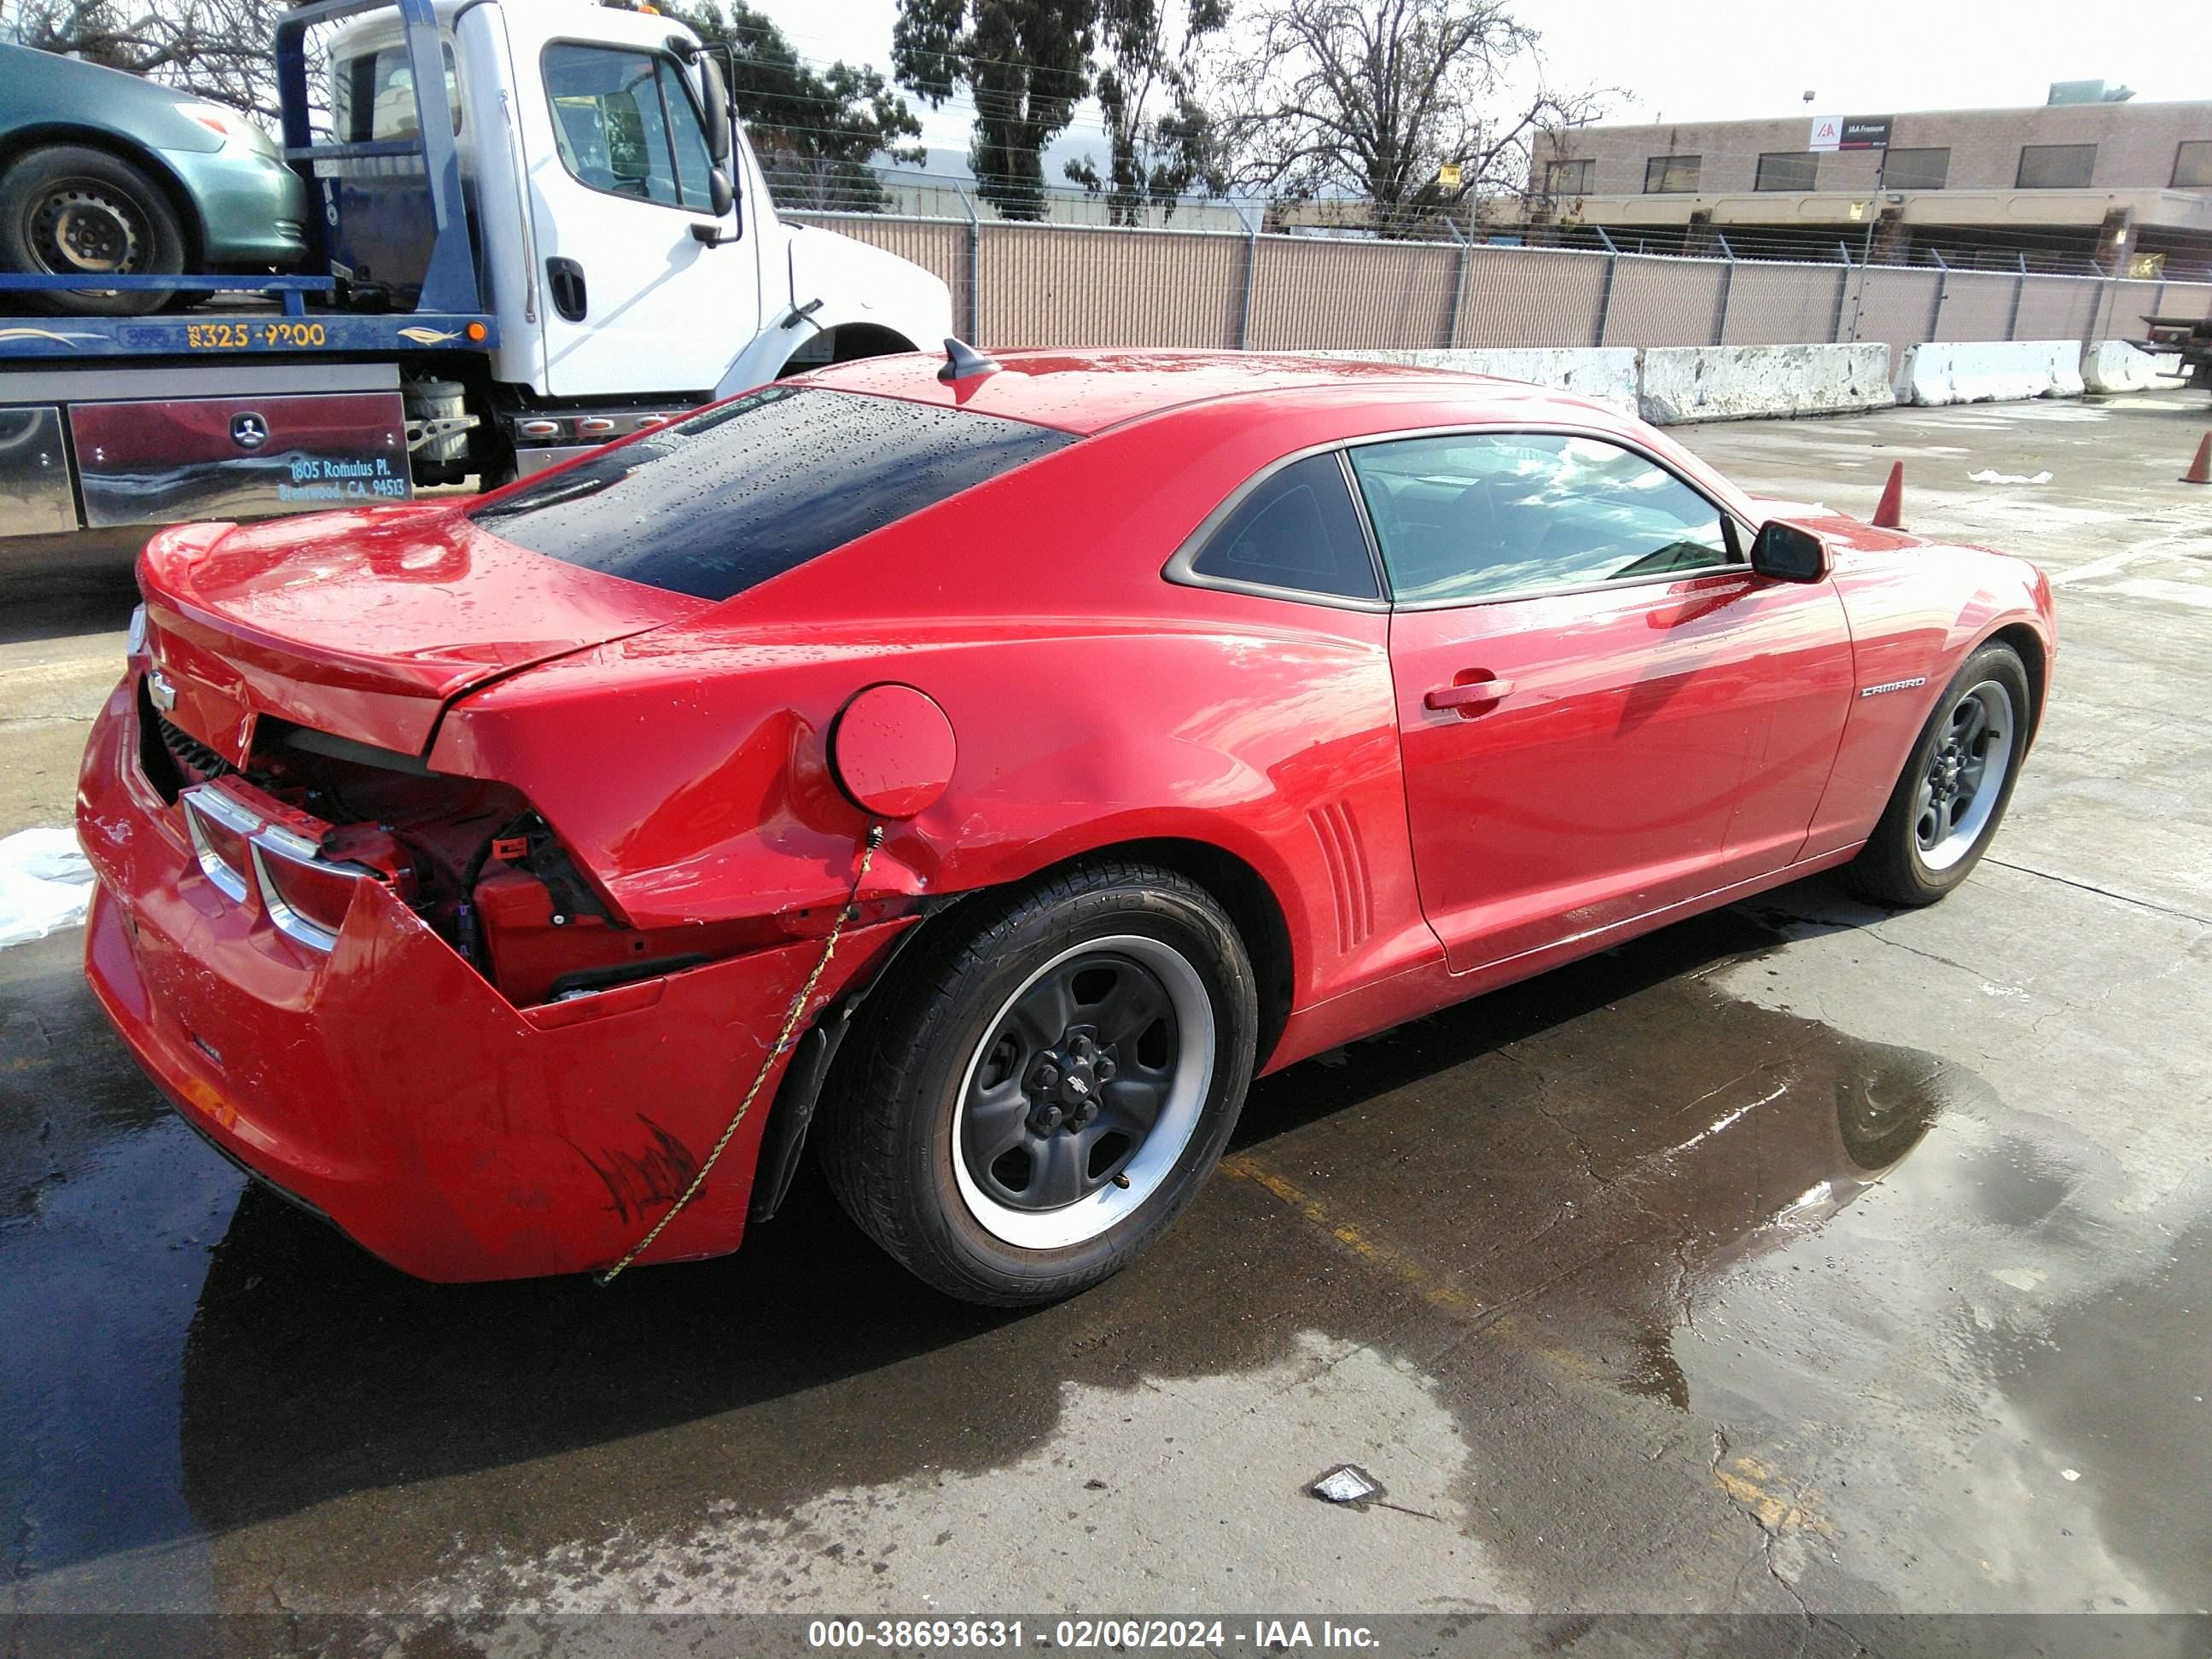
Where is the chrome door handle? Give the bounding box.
[1424,677,1514,712]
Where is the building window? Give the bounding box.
[2175,141,2212,189]
[1754,152,1819,192]
[1545,159,1594,196]
[2017,143,2096,189]
[1883,147,1950,189]
[1644,154,1701,194]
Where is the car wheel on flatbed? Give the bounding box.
[0,144,186,317]
[816,860,1260,1306]
[1849,641,2032,906]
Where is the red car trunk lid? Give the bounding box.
[140,507,707,763]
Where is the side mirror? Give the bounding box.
[691,167,736,242]
[1749,520,1830,584]
[698,55,731,163]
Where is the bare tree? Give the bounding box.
[2,0,291,119]
[1205,0,1607,236]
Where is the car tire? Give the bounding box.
[0,145,188,317]
[815,860,1260,1306]
[1848,641,2032,907]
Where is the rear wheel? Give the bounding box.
[815,860,1259,1306]
[0,145,188,317]
[1848,642,2031,906]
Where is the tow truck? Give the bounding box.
[2139,314,2212,399]
[0,0,950,550]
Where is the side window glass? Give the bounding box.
[1189,453,1380,602]
[657,60,716,211]
[544,44,710,210]
[1347,434,1733,605]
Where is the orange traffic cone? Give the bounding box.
[2183,432,2212,486]
[1871,461,1906,528]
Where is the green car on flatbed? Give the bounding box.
[0,41,308,316]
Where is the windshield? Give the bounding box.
[471,386,1073,601]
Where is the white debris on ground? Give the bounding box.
[1968,469,2054,485]
[0,828,93,949]
[1310,1464,1382,1505]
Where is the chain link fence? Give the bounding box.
[791,204,2212,360]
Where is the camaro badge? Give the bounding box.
[1860,676,1927,698]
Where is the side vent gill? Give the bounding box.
[1307,800,1373,956]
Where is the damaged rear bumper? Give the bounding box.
[76,677,902,1283]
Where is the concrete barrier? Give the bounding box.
[1309,347,1639,416]
[1635,344,1894,425]
[2081,340,2185,393]
[1893,340,2085,406]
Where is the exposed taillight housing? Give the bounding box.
[251,824,373,951]
[180,783,378,952]
[182,787,255,901]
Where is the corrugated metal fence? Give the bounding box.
[790,212,2212,358]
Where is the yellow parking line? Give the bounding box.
[1218,1152,1475,1312]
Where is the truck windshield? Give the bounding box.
[470,387,1072,601]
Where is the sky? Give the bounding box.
[743,0,2208,182]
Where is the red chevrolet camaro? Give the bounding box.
[79,348,2055,1304]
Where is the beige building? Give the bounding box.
[1509,94,2212,277]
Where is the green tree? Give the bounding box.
[676,2,924,212]
[894,0,1095,220]
[1063,0,1226,224]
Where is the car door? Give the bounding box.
[521,37,747,398]
[1350,430,1854,976]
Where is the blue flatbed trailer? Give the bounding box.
[0,274,497,361]
[0,278,498,542]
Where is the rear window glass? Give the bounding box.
[471,386,1072,601]
[1189,452,1380,601]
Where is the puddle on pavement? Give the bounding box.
[1,931,169,1221]
[4,900,2197,1615]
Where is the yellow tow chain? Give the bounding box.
[596,823,885,1286]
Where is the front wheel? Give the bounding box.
[0,146,187,317]
[1849,642,2032,906]
[815,860,1259,1306]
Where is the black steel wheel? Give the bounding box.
[1849,641,2033,906]
[815,859,1259,1306]
[952,935,1210,1245]
[0,145,187,317]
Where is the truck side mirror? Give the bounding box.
[691,168,737,243]
[1749,520,1830,584]
[699,55,731,164]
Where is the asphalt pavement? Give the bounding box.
[2,394,2209,1645]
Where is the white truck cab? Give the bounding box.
[0,0,949,546]
[325,0,950,472]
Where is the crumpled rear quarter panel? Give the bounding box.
[79,678,903,1281]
